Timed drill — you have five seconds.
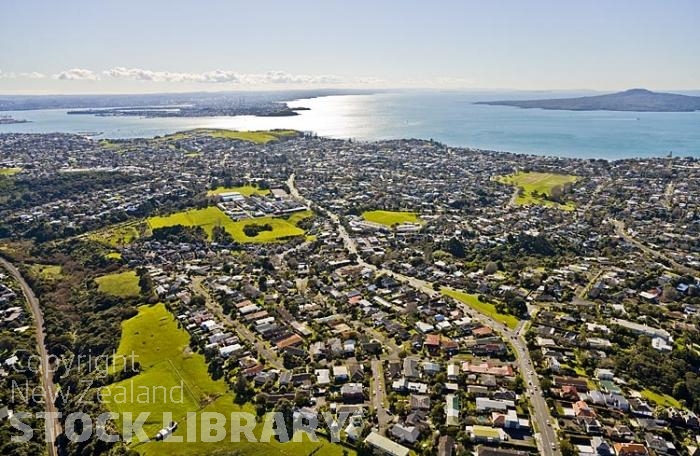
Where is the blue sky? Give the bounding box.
[0,0,698,94]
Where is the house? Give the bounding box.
[409,394,431,411]
[315,369,330,386]
[422,361,440,375]
[333,365,349,383]
[364,431,410,456]
[590,436,613,456]
[491,409,521,428]
[466,425,508,443]
[437,435,454,456]
[348,362,365,382]
[644,433,675,454]
[445,394,459,426]
[476,397,514,412]
[447,363,460,381]
[553,375,589,392]
[403,358,420,379]
[607,393,630,412]
[561,385,580,401]
[574,400,597,418]
[424,334,441,353]
[476,446,528,456]
[595,368,615,380]
[341,383,364,402]
[578,416,603,435]
[629,398,654,417]
[612,442,648,456]
[467,385,489,396]
[611,424,634,440]
[390,423,420,444]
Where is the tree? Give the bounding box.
[446,237,466,258]
[273,399,295,442]
[485,261,498,275]
[234,374,253,401]
[661,284,678,303]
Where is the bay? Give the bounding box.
[1,90,699,159]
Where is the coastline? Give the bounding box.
[1,91,699,159]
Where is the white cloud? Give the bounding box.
[104,67,241,83]
[103,67,344,85]
[10,67,383,87]
[21,71,46,79]
[52,68,99,80]
[0,70,46,80]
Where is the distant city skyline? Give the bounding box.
[1,0,699,94]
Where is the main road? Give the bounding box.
[0,257,60,456]
[287,173,560,455]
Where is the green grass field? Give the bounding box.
[28,264,62,280]
[164,129,297,144]
[105,252,123,260]
[88,222,144,247]
[442,288,519,329]
[148,207,311,243]
[107,304,353,456]
[207,184,271,197]
[641,389,682,409]
[362,210,422,227]
[496,171,579,211]
[95,270,141,298]
[0,167,22,176]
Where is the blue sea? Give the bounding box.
[2,90,700,159]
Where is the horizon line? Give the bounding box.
[2,86,700,98]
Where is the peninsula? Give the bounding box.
[476,88,700,112]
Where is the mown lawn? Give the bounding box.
[95,270,140,298]
[0,167,22,176]
[441,288,519,329]
[640,389,682,409]
[362,210,422,227]
[207,184,271,197]
[147,207,231,239]
[107,304,353,456]
[148,207,311,243]
[496,171,579,211]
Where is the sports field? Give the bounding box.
[362,210,422,227]
[496,171,579,210]
[95,270,141,298]
[207,184,271,197]
[107,304,353,456]
[147,207,311,243]
[442,288,519,329]
[164,129,297,144]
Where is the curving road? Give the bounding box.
[287,173,560,455]
[0,257,60,456]
[612,219,700,277]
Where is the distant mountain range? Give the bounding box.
[475,89,700,112]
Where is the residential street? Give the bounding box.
[287,173,561,455]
